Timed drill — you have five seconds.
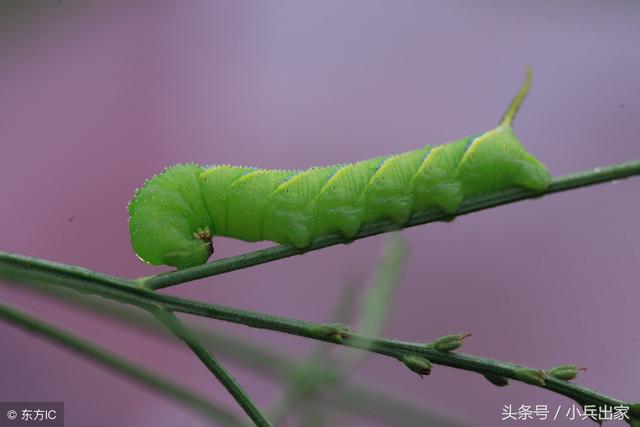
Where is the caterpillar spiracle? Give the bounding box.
[128,71,550,269]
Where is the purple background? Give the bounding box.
[1,1,638,426]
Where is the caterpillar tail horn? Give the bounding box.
[499,67,532,127]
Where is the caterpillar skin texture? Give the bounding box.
[129,71,550,269]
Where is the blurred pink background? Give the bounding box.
[1,1,638,426]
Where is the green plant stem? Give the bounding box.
[140,159,640,291]
[150,307,273,427]
[0,302,241,427]
[0,253,626,413]
[0,257,272,426]
[8,279,466,427]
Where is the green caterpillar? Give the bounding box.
[128,71,550,269]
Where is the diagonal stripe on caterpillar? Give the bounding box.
[128,69,550,269]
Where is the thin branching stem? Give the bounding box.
[150,307,273,427]
[0,302,241,426]
[140,159,640,291]
[0,252,629,412]
[8,279,465,427]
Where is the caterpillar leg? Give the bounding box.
[368,199,413,226]
[512,153,552,191]
[313,206,366,242]
[431,183,464,214]
[285,223,313,248]
[162,234,213,268]
[412,180,464,215]
[336,213,363,239]
[260,208,314,248]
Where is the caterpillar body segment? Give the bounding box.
[128,71,550,269]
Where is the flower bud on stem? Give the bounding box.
[483,373,509,387]
[401,355,432,378]
[309,323,351,343]
[432,332,472,352]
[547,365,586,381]
[513,368,546,386]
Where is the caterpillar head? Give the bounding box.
[128,164,215,270]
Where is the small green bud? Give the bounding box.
[483,373,509,387]
[548,365,586,381]
[310,323,351,343]
[513,368,546,386]
[401,355,432,378]
[432,333,472,352]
